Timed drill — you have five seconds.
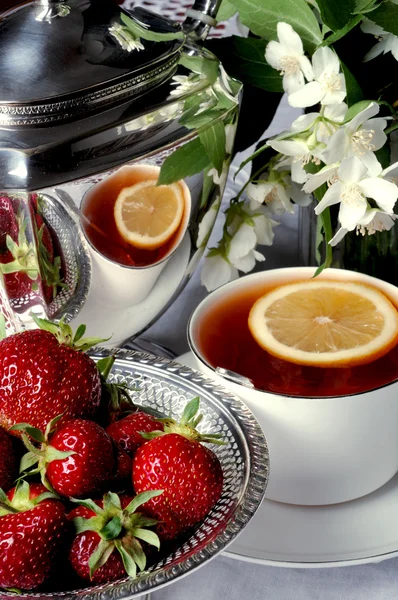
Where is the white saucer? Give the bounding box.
[177,351,398,569]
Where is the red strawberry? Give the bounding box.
[106,411,164,457]
[17,417,116,499]
[68,491,162,583]
[0,481,68,590]
[132,398,224,541]
[2,269,33,299]
[0,318,105,436]
[0,196,18,253]
[0,427,19,491]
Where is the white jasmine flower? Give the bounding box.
[225,124,237,155]
[288,47,346,108]
[109,24,144,52]
[196,198,220,248]
[323,102,388,164]
[315,156,398,231]
[361,18,398,62]
[208,164,229,188]
[267,138,325,184]
[302,163,339,193]
[265,22,314,94]
[316,103,347,143]
[201,253,238,292]
[289,103,347,144]
[244,205,279,245]
[228,222,257,258]
[247,180,295,214]
[330,210,398,246]
[170,74,203,97]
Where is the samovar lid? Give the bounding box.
[0,0,185,126]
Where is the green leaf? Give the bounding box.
[375,142,391,169]
[199,122,226,175]
[88,540,115,578]
[344,100,372,121]
[340,61,364,106]
[368,1,398,34]
[70,497,103,514]
[122,538,146,572]
[230,0,322,51]
[73,515,104,534]
[125,490,163,514]
[224,36,283,92]
[133,528,161,549]
[180,396,200,425]
[321,14,362,45]
[120,13,184,42]
[180,109,227,131]
[158,137,211,186]
[200,168,216,209]
[99,516,122,540]
[115,540,139,578]
[316,0,356,31]
[353,0,381,13]
[217,0,238,21]
[10,423,45,443]
[179,54,219,84]
[19,451,39,473]
[73,324,86,343]
[96,355,115,380]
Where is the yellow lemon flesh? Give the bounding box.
[114,180,185,250]
[248,280,398,368]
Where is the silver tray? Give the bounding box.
[1,348,269,600]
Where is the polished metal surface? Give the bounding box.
[0,0,242,344]
[1,347,268,599]
[183,0,223,40]
[0,0,183,122]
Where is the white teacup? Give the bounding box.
[81,164,191,308]
[188,267,398,506]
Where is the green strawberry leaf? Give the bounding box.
[70,497,103,514]
[0,314,6,342]
[88,539,115,578]
[180,397,200,425]
[103,492,122,511]
[99,516,123,540]
[125,490,164,514]
[114,541,137,579]
[96,356,115,379]
[133,528,161,549]
[10,424,45,443]
[73,324,86,343]
[19,451,40,473]
[73,515,104,534]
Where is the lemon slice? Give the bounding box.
[114,180,185,250]
[248,280,398,367]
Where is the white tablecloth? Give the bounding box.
[130,3,398,597]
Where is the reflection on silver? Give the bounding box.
[216,367,256,389]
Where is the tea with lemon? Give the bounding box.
[195,279,398,397]
[81,165,187,267]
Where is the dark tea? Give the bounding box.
[81,165,186,267]
[195,279,398,397]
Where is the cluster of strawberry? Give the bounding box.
[0,318,224,592]
[0,193,64,304]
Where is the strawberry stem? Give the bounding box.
[30,315,109,351]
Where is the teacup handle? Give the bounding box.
[183,0,223,39]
